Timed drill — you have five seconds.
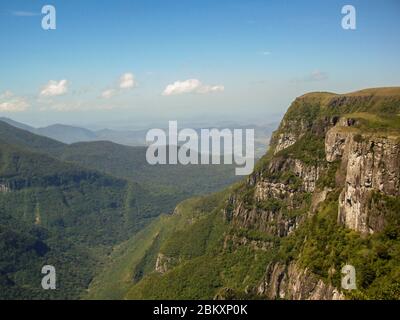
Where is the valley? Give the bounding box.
[0,120,242,299]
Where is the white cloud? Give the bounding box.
[119,73,136,89]
[0,91,29,112]
[40,80,68,97]
[101,72,137,99]
[101,89,117,99]
[162,79,225,96]
[196,84,225,94]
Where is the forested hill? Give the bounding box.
[0,120,239,299]
[0,120,65,155]
[0,138,143,298]
[0,120,240,214]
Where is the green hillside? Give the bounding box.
[0,140,146,299]
[0,120,240,299]
[0,121,65,155]
[86,190,232,299]
[0,214,94,299]
[58,141,240,214]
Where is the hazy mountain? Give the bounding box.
[0,117,36,132]
[0,117,277,157]
[0,120,65,154]
[0,117,146,146]
[36,124,98,144]
[94,128,149,146]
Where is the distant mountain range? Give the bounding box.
[0,117,147,145]
[0,117,276,158]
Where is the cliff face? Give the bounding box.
[226,157,320,237]
[257,262,344,300]
[326,123,400,234]
[125,88,400,300]
[223,88,400,299]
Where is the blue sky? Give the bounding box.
[0,0,399,128]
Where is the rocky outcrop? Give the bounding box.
[0,183,10,193]
[273,118,311,155]
[257,262,344,300]
[155,253,174,274]
[225,155,321,237]
[225,190,301,237]
[326,123,400,234]
[274,132,297,154]
[292,159,320,193]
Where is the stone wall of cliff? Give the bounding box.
[221,89,400,299]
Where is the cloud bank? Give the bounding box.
[0,91,29,112]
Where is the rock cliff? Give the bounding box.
[126,88,400,300]
[222,88,400,299]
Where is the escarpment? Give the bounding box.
[124,88,400,300]
[326,125,400,234]
[222,88,400,299]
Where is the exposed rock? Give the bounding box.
[273,118,310,154]
[225,192,301,237]
[274,132,297,154]
[326,126,400,234]
[311,187,331,212]
[325,128,351,162]
[257,262,345,300]
[155,253,174,274]
[292,159,320,193]
[226,156,320,237]
[0,183,10,193]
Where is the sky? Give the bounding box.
[0,0,399,129]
